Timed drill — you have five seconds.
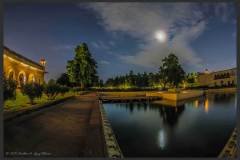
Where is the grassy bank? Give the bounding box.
[4,91,75,112]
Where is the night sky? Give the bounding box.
[4,2,236,81]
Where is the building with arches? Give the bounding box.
[197,68,236,87]
[3,46,46,87]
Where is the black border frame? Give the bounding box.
[1,0,239,159]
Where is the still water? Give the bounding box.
[103,93,236,157]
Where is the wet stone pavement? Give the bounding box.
[4,93,106,157]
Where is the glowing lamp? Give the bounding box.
[40,58,46,66]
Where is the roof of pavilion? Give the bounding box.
[3,46,45,71]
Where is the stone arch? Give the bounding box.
[7,69,16,80]
[28,74,36,83]
[18,71,26,86]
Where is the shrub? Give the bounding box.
[44,82,61,100]
[59,86,69,96]
[72,87,83,93]
[56,73,71,86]
[3,77,17,101]
[21,83,44,104]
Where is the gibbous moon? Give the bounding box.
[154,30,167,43]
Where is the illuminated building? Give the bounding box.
[197,68,236,87]
[3,46,46,86]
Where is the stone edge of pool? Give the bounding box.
[218,128,238,158]
[99,100,124,158]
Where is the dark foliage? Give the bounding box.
[56,73,71,86]
[3,77,17,101]
[44,80,61,100]
[21,83,44,104]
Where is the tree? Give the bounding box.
[59,86,69,96]
[148,72,155,87]
[98,79,104,88]
[128,70,136,87]
[67,43,98,89]
[185,72,196,84]
[3,76,17,101]
[159,53,185,88]
[91,75,99,88]
[142,72,149,87]
[66,60,75,83]
[56,73,71,86]
[159,66,168,90]
[21,83,43,104]
[44,80,61,100]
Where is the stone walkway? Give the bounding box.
[4,93,106,157]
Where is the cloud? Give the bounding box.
[91,41,110,50]
[213,3,231,22]
[91,40,116,50]
[86,3,232,69]
[99,60,110,65]
[52,44,75,51]
[109,41,115,46]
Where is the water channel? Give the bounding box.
[103,93,236,157]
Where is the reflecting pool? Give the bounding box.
[103,93,236,157]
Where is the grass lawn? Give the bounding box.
[4,91,75,112]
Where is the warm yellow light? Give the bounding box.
[194,100,199,108]
[40,58,46,66]
[4,54,44,72]
[8,56,15,61]
[204,98,209,113]
[20,62,28,67]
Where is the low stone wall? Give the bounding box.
[146,92,163,97]
[101,90,204,102]
[161,90,204,101]
[99,91,153,97]
[218,128,237,158]
[99,101,124,158]
[4,96,74,122]
[205,88,236,94]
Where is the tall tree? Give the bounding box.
[56,73,70,86]
[159,66,168,90]
[66,60,74,83]
[67,43,98,89]
[98,79,104,88]
[159,53,185,88]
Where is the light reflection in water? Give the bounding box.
[235,97,237,108]
[103,93,236,157]
[194,100,199,108]
[175,107,178,112]
[158,129,166,149]
[204,98,209,113]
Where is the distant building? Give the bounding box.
[3,46,46,87]
[197,68,236,87]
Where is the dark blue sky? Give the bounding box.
[4,3,236,81]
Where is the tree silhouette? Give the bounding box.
[159,53,185,88]
[67,43,98,89]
